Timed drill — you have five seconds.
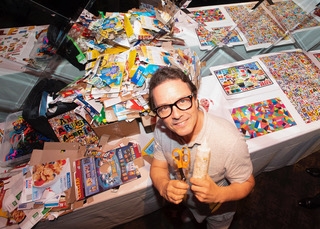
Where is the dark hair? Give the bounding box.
[148,67,198,110]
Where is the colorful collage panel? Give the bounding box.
[0,26,36,36]
[224,3,288,47]
[211,26,242,44]
[312,52,320,62]
[195,25,243,48]
[0,26,47,66]
[259,51,320,123]
[189,8,226,26]
[267,0,320,31]
[195,25,218,47]
[231,97,297,139]
[189,7,242,47]
[0,33,30,62]
[212,61,274,96]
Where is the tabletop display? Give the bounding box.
[1,1,320,229]
[188,0,320,51]
[210,49,320,140]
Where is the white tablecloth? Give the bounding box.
[33,72,320,228]
[5,1,320,227]
[198,75,320,175]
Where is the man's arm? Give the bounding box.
[150,158,189,204]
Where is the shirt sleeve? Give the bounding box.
[224,133,253,184]
[152,124,167,161]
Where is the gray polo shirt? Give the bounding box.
[153,107,253,221]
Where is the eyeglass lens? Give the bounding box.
[156,95,193,119]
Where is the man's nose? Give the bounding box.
[171,105,182,118]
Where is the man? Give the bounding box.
[148,67,255,228]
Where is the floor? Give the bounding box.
[113,149,320,229]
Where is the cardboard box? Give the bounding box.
[140,115,157,133]
[93,119,140,142]
[141,138,154,164]
[28,142,85,205]
[98,136,145,168]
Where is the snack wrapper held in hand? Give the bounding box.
[192,138,210,179]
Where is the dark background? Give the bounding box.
[0,0,255,28]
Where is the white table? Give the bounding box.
[33,123,163,229]
[34,161,163,229]
[198,75,320,175]
[32,69,320,228]
[4,1,320,227]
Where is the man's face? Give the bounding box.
[152,79,200,139]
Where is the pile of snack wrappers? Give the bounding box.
[0,1,202,228]
[56,0,201,127]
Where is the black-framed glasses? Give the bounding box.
[153,94,193,119]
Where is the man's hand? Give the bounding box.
[190,174,255,203]
[150,158,190,204]
[190,174,220,203]
[161,180,189,204]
